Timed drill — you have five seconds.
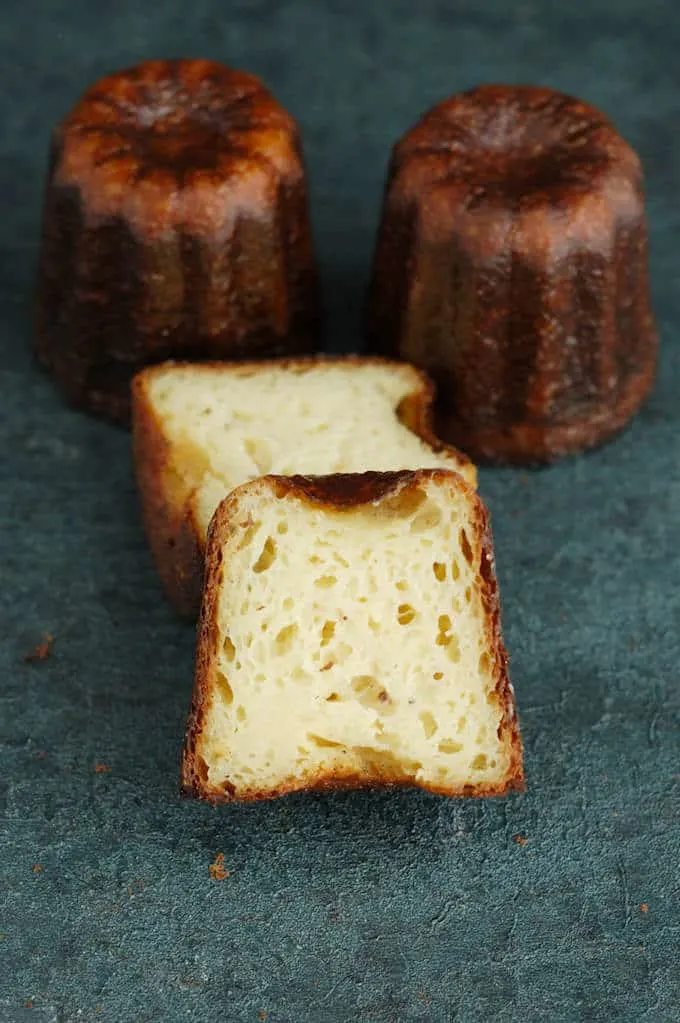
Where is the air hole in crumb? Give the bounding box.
[433,672,443,681]
[222,636,236,662]
[215,670,233,705]
[410,502,443,533]
[439,740,463,755]
[244,437,272,474]
[419,711,438,739]
[320,620,336,647]
[277,521,288,535]
[237,521,261,550]
[479,652,490,674]
[433,562,446,581]
[383,486,427,519]
[352,675,393,712]
[355,746,422,776]
[436,614,454,647]
[397,603,416,626]
[368,617,380,634]
[326,693,340,702]
[447,635,461,663]
[468,693,477,706]
[476,725,488,743]
[457,716,467,732]
[315,575,337,589]
[308,733,345,749]
[253,537,277,573]
[275,623,298,655]
[235,706,246,722]
[460,528,473,565]
[486,691,500,708]
[465,586,472,603]
[310,555,322,565]
[451,560,460,581]
[395,580,408,592]
[283,597,294,611]
[471,753,488,770]
[255,673,265,683]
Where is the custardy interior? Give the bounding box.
[195,477,516,796]
[145,362,476,541]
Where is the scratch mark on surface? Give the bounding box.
[648,712,659,745]
[579,769,587,819]
[504,893,520,956]
[429,899,455,933]
[617,856,632,929]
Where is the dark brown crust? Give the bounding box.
[366,83,658,464]
[35,58,320,425]
[131,354,476,618]
[439,357,656,465]
[131,374,206,617]
[180,467,524,803]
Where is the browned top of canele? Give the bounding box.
[391,84,643,257]
[53,59,302,237]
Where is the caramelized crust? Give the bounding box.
[181,469,524,802]
[367,84,658,464]
[36,59,319,424]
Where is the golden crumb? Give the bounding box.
[23,634,54,663]
[209,852,230,881]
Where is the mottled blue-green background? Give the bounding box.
[1,2,678,1020]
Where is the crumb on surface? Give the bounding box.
[23,634,54,663]
[258,1012,268,1022]
[209,852,230,880]
[32,864,43,873]
[513,833,528,847]
[640,903,649,913]
[94,762,110,773]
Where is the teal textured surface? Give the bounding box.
[1,2,679,1021]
